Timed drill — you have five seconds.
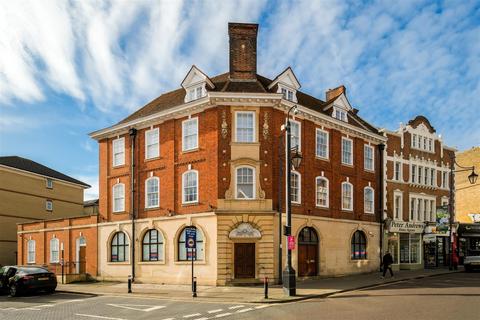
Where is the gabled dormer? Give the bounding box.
[267,67,301,103]
[323,85,352,123]
[181,65,215,103]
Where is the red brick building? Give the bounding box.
[18,23,386,285]
[381,116,455,270]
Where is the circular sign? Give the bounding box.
[187,238,195,248]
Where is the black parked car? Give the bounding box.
[0,266,57,296]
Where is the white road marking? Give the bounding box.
[23,307,41,310]
[215,313,232,318]
[228,305,244,310]
[254,305,269,309]
[75,314,127,320]
[107,303,165,312]
[160,318,175,320]
[184,313,202,318]
[236,308,253,313]
[37,304,55,308]
[207,309,223,313]
[193,318,209,320]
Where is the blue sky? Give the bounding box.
[1,0,479,200]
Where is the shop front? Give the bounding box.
[385,220,425,270]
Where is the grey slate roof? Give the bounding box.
[0,156,90,188]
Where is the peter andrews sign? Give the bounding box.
[388,221,425,233]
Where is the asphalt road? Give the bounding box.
[231,271,480,320]
[0,291,270,320]
[0,272,478,320]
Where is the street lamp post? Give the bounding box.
[448,153,478,270]
[283,105,302,296]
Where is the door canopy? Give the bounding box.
[229,223,262,239]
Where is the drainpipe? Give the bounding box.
[277,134,283,285]
[378,143,385,269]
[129,128,137,281]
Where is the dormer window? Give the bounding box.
[181,66,215,103]
[186,85,205,102]
[281,88,294,101]
[268,68,301,103]
[333,107,348,122]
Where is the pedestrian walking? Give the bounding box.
[381,251,394,278]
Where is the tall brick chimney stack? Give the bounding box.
[228,23,258,80]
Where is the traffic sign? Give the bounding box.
[185,227,197,249]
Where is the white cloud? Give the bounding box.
[76,174,99,201]
[0,0,478,150]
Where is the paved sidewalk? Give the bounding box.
[56,268,460,304]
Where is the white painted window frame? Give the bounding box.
[341,137,354,166]
[235,111,256,143]
[289,119,301,152]
[364,145,374,171]
[50,238,60,263]
[235,166,256,200]
[290,171,301,204]
[113,183,125,212]
[341,181,354,211]
[364,186,375,214]
[27,240,35,264]
[315,128,329,159]
[182,117,199,151]
[145,128,160,159]
[145,176,160,209]
[182,170,199,204]
[46,200,53,211]
[393,191,403,221]
[112,137,125,167]
[315,176,329,208]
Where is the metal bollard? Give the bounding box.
[264,276,268,299]
[128,275,132,293]
[192,277,197,297]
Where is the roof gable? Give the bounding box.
[267,67,301,90]
[181,65,215,89]
[326,92,353,111]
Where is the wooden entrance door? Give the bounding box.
[79,246,86,274]
[234,243,255,278]
[298,227,319,277]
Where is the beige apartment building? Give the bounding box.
[0,156,90,266]
[455,147,480,223]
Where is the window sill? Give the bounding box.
[315,205,329,209]
[350,259,369,262]
[145,156,162,162]
[107,262,131,265]
[174,260,206,265]
[144,206,160,211]
[341,209,354,213]
[182,202,199,207]
[364,212,374,215]
[182,148,199,154]
[315,156,329,161]
[364,168,375,173]
[231,142,260,146]
[112,211,127,214]
[341,163,354,168]
[138,261,166,265]
[292,202,302,206]
[112,164,126,169]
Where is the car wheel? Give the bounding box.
[465,266,472,273]
[9,284,19,297]
[46,287,55,294]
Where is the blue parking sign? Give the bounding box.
[185,228,196,249]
